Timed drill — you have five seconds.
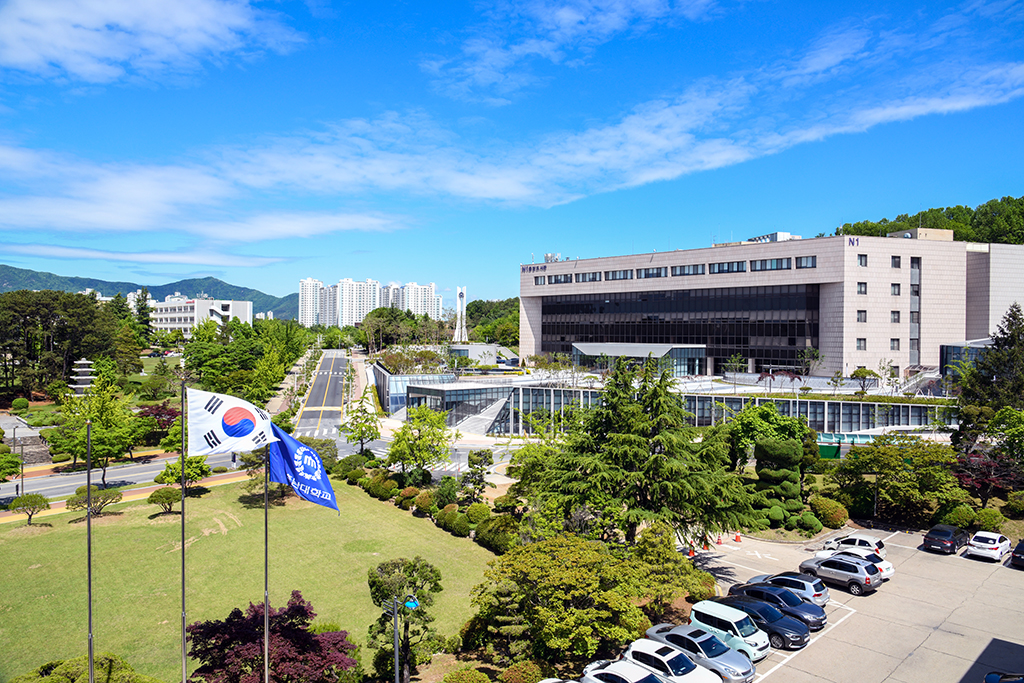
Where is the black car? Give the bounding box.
[727,583,827,631]
[714,595,811,650]
[1011,539,1024,569]
[923,524,970,554]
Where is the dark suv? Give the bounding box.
[923,524,970,554]
[727,583,827,630]
[714,596,810,650]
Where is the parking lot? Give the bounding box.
[690,529,1024,683]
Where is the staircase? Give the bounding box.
[3,434,51,465]
[455,398,508,436]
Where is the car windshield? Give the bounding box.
[930,529,952,538]
[698,635,730,658]
[665,654,697,676]
[778,590,802,607]
[812,580,826,592]
[876,540,885,549]
[759,604,784,622]
[636,674,662,683]
[863,553,883,563]
[974,534,997,544]
[736,616,758,637]
[864,564,879,575]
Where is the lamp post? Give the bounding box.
[386,594,419,683]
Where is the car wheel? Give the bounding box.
[770,633,785,649]
[804,569,816,577]
[848,581,864,596]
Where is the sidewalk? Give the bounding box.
[17,448,176,479]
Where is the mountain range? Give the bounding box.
[0,264,298,319]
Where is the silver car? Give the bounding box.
[746,571,830,606]
[798,555,881,596]
[645,624,755,683]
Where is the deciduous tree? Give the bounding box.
[11,493,49,524]
[341,390,382,454]
[386,405,458,477]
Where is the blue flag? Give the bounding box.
[267,424,339,512]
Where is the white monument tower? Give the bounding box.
[453,287,468,342]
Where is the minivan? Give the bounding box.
[688,601,771,662]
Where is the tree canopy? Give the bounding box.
[838,194,1024,244]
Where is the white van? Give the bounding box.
[688,600,771,662]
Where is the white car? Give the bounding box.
[815,547,895,580]
[822,532,887,559]
[964,532,1012,561]
[623,638,720,683]
[582,659,669,683]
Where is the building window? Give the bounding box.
[858,254,868,267]
[636,267,668,279]
[671,264,705,276]
[891,256,901,268]
[891,338,900,351]
[604,269,634,281]
[709,261,746,274]
[911,284,920,296]
[891,283,901,295]
[857,338,867,351]
[910,311,920,323]
[575,272,601,283]
[795,256,817,269]
[857,310,867,323]
[857,282,867,295]
[911,257,921,270]
[534,276,545,286]
[891,310,900,323]
[910,339,920,350]
[547,274,572,285]
[750,258,792,272]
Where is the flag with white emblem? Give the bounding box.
[267,424,339,512]
[186,388,278,456]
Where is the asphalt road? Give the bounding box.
[294,350,348,439]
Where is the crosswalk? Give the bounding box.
[292,425,341,438]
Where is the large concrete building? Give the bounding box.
[338,278,382,326]
[519,230,1024,378]
[151,293,253,337]
[298,277,442,327]
[298,277,323,327]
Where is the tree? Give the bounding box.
[827,370,844,396]
[10,653,163,683]
[386,405,459,477]
[148,487,180,513]
[187,590,356,683]
[461,449,495,504]
[11,493,49,524]
[520,358,756,545]
[366,557,443,683]
[797,348,825,377]
[470,534,649,663]
[850,367,879,392]
[1,448,20,482]
[715,401,808,471]
[341,389,382,454]
[954,450,1024,509]
[113,325,144,377]
[134,287,152,343]
[154,456,212,492]
[723,353,747,393]
[66,485,123,516]
[626,521,712,619]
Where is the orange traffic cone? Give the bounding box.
[703,542,710,550]
[716,535,723,545]
[688,547,695,557]
[735,532,742,543]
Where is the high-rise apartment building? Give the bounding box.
[392,282,443,319]
[338,278,382,327]
[298,277,323,327]
[319,283,339,327]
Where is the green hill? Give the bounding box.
[0,264,298,319]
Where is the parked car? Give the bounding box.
[622,638,720,683]
[726,583,827,630]
[1011,539,1024,569]
[822,532,887,558]
[744,571,830,606]
[922,524,970,554]
[798,555,881,596]
[645,624,756,683]
[582,659,668,683]
[713,596,810,650]
[964,532,1012,562]
[815,547,895,580]
[688,600,771,662]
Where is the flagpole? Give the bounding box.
[180,380,187,683]
[86,421,95,683]
[264,447,270,683]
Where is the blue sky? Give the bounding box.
[1,0,1022,307]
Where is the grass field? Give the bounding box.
[0,480,495,683]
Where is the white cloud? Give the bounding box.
[4,243,283,267]
[424,0,716,102]
[0,0,301,83]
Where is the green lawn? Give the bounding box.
[0,481,495,683]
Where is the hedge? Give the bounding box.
[498,661,543,683]
[809,496,849,529]
[444,667,490,683]
[975,508,1005,532]
[466,502,491,524]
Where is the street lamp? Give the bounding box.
[384,594,419,683]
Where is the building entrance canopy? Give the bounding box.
[571,342,706,377]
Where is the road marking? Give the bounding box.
[314,355,337,435]
[885,542,918,550]
[746,550,779,561]
[755,602,857,682]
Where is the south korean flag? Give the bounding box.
[186,388,279,456]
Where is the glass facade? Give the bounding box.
[408,384,515,427]
[540,284,820,373]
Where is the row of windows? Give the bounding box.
[856,283,922,296]
[858,255,921,269]
[855,338,916,352]
[857,310,911,323]
[533,256,819,285]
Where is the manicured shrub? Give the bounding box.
[212,466,228,474]
[474,514,520,554]
[451,513,471,537]
[809,496,849,529]
[336,453,367,475]
[752,517,770,531]
[784,498,805,513]
[0,444,9,454]
[498,661,543,683]
[444,634,463,654]
[434,476,459,508]
[444,667,490,683]
[804,474,818,486]
[396,486,420,508]
[936,503,975,529]
[414,490,433,512]
[1004,491,1024,518]
[11,397,29,411]
[767,505,785,527]
[975,507,1006,532]
[346,469,364,485]
[51,453,71,464]
[784,514,800,531]
[492,494,518,514]
[798,511,823,534]
[466,502,491,524]
[436,503,459,530]
[148,487,180,513]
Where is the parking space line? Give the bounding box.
[755,602,857,682]
[713,557,769,574]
